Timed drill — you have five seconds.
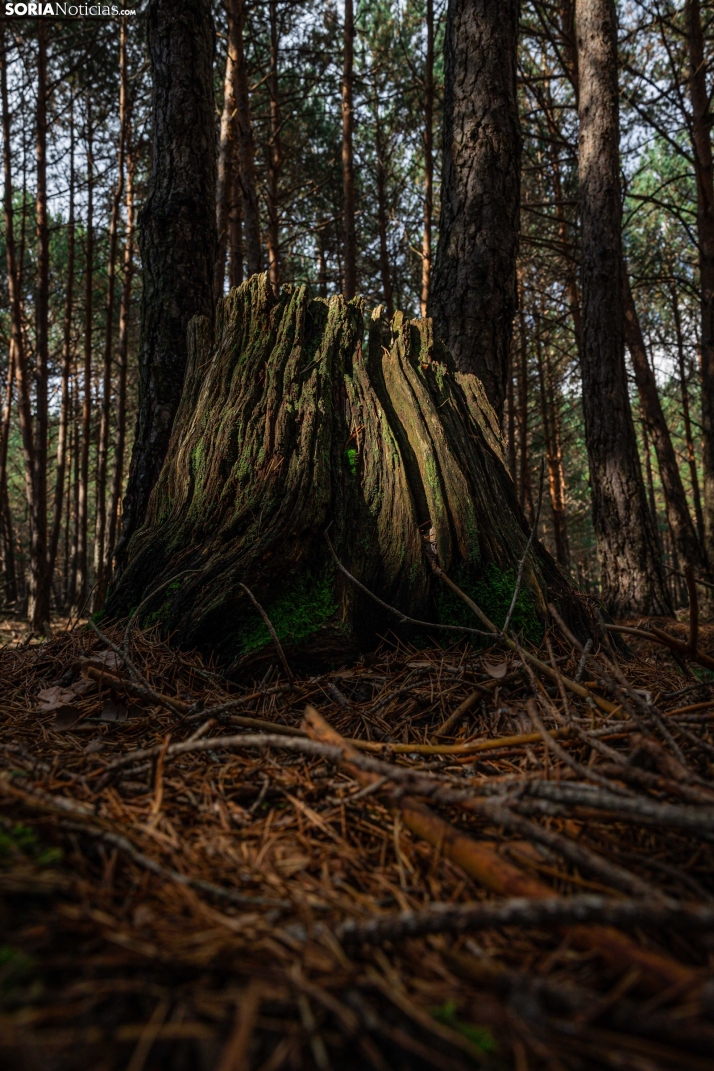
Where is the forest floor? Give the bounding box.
[1,612,714,1070]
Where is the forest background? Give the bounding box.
[0,0,709,628]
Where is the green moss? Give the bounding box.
[0,821,62,867]
[431,1000,497,1053]
[236,571,338,655]
[438,563,542,644]
[344,446,358,476]
[0,945,35,991]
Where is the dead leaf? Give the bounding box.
[37,686,78,711]
[83,651,123,674]
[482,659,508,679]
[68,677,96,697]
[101,700,129,723]
[53,705,83,730]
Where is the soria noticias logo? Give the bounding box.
[5,3,137,13]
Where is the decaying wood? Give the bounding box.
[107,273,594,671]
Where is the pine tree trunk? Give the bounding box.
[94,24,128,611]
[227,163,243,289]
[429,0,520,423]
[48,102,75,585]
[420,0,434,319]
[75,92,93,611]
[116,0,217,574]
[233,0,261,278]
[266,0,281,296]
[506,341,516,482]
[534,312,570,571]
[30,19,50,630]
[215,0,238,300]
[574,0,670,616]
[517,282,533,520]
[106,275,596,672]
[0,342,16,605]
[1,32,24,611]
[2,27,39,621]
[672,282,705,546]
[67,393,80,609]
[623,270,705,578]
[374,112,393,318]
[103,137,136,593]
[684,0,714,568]
[341,0,356,299]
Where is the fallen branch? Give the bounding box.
[0,774,289,909]
[301,705,696,992]
[239,582,295,686]
[335,894,713,945]
[502,458,544,634]
[80,661,296,722]
[324,532,494,638]
[512,779,714,836]
[425,555,619,716]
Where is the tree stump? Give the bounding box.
[107,274,595,672]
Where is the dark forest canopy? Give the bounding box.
[0,0,712,639]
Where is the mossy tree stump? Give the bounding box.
[107,274,594,672]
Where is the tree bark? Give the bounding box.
[116,0,217,574]
[374,110,393,318]
[574,0,670,616]
[30,19,50,629]
[48,100,75,585]
[0,341,16,605]
[429,0,520,424]
[266,0,281,296]
[543,79,582,349]
[317,224,328,298]
[75,91,93,611]
[517,278,533,520]
[227,154,243,288]
[233,0,261,277]
[342,0,357,299]
[506,340,516,482]
[104,149,136,591]
[684,0,714,566]
[420,0,434,319]
[1,26,34,611]
[671,281,705,546]
[534,312,570,571]
[67,383,80,608]
[622,271,705,578]
[93,20,128,610]
[215,0,238,299]
[106,276,597,669]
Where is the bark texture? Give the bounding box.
[684,0,714,566]
[31,19,49,630]
[575,0,670,616]
[233,0,261,277]
[48,105,75,584]
[94,19,128,610]
[116,0,217,574]
[429,0,521,423]
[623,272,705,579]
[342,0,357,299]
[214,0,238,300]
[266,0,281,296]
[420,0,434,319]
[75,92,92,609]
[107,275,595,673]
